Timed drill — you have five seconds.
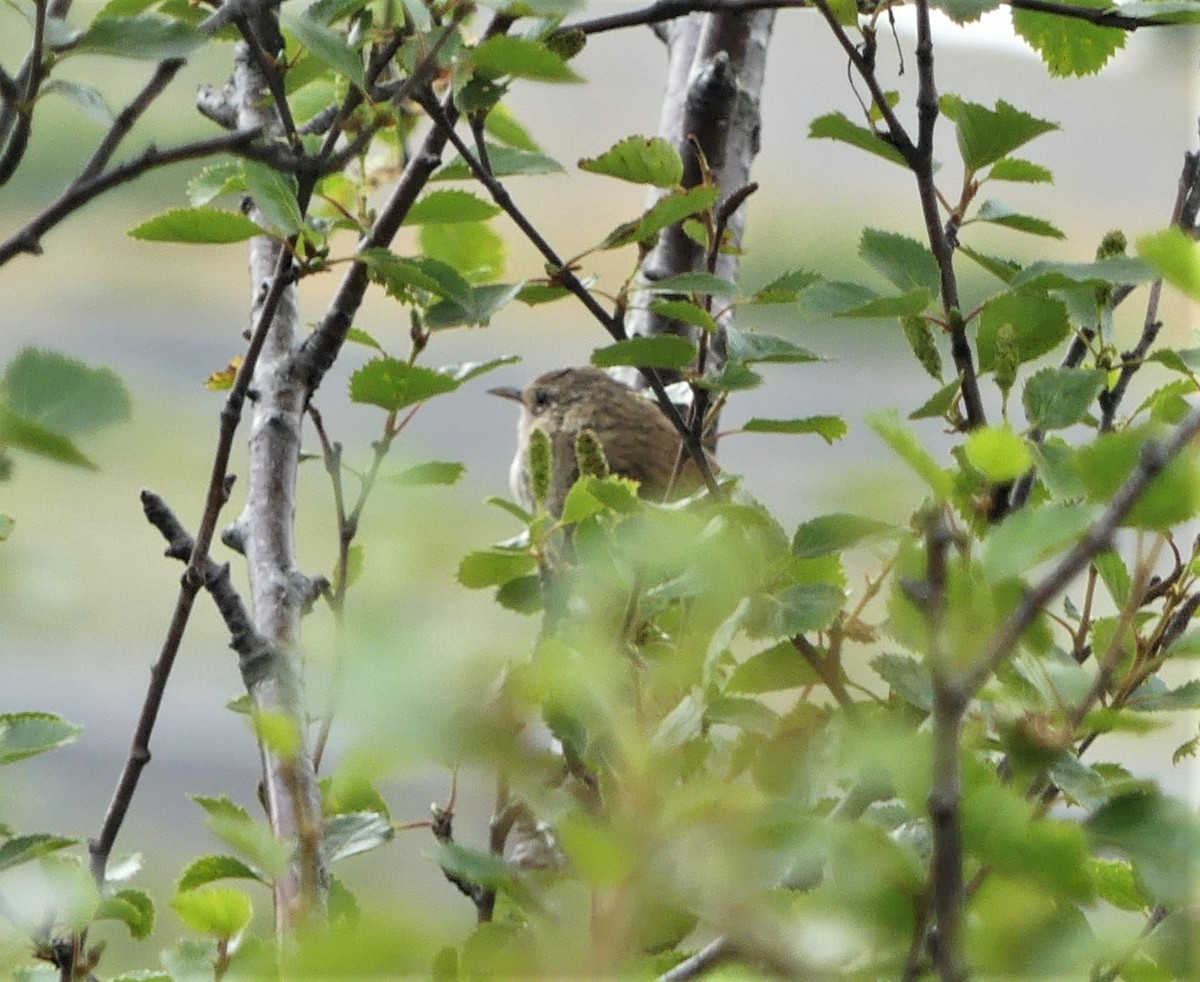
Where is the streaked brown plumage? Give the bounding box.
[490,367,711,517]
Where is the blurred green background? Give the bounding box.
[2,2,1198,970]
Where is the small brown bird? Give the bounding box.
[489,367,712,517]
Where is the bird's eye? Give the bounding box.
[531,388,551,412]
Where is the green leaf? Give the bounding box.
[973,199,1064,239]
[420,221,505,283]
[1092,549,1131,606]
[0,711,81,765]
[696,363,763,391]
[0,408,95,468]
[976,292,1071,371]
[1011,0,1127,77]
[40,79,114,124]
[868,410,954,499]
[870,652,932,711]
[0,834,77,872]
[1087,858,1149,912]
[1126,679,1200,712]
[647,299,717,334]
[727,641,819,694]
[931,0,1002,23]
[1075,429,1200,530]
[987,157,1053,183]
[438,842,512,890]
[910,378,961,421]
[440,355,521,384]
[96,888,155,940]
[457,549,536,589]
[471,35,582,83]
[75,15,204,59]
[578,136,683,187]
[809,111,908,167]
[361,249,470,304]
[838,288,932,319]
[1012,256,1156,292]
[859,228,941,295]
[642,272,737,296]
[747,269,823,304]
[561,475,640,524]
[902,316,943,381]
[964,425,1032,482]
[3,348,131,435]
[172,887,253,938]
[604,186,719,249]
[591,336,697,371]
[756,583,845,637]
[496,574,542,614]
[349,359,460,411]
[740,416,847,444]
[939,95,1058,172]
[724,327,822,364]
[484,103,539,151]
[959,245,1022,284]
[128,207,263,244]
[1138,226,1200,300]
[324,812,394,863]
[403,189,502,225]
[425,282,526,328]
[983,502,1099,581]
[394,460,466,486]
[242,161,302,236]
[1087,791,1200,906]
[434,144,564,180]
[1022,367,1106,430]
[187,162,243,206]
[281,7,365,89]
[177,855,264,892]
[792,513,896,558]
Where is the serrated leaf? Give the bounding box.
[191,795,253,824]
[902,316,943,380]
[747,269,823,304]
[940,95,1058,172]
[424,282,524,328]
[591,336,697,370]
[440,355,521,384]
[987,156,1053,183]
[724,327,822,364]
[757,583,845,637]
[870,652,932,711]
[484,103,539,151]
[648,299,717,333]
[280,8,365,89]
[696,363,763,391]
[1022,367,1105,430]
[578,136,683,187]
[187,162,243,206]
[976,292,1071,371]
[1087,858,1149,912]
[1012,256,1156,292]
[983,502,1098,581]
[129,207,263,244]
[809,111,908,167]
[792,513,896,558]
[361,249,470,304]
[472,35,582,83]
[0,711,81,765]
[1012,0,1127,77]
[838,288,932,318]
[0,834,77,872]
[1138,226,1200,300]
[96,889,155,940]
[177,855,264,892]
[349,359,460,411]
[324,812,394,863]
[403,189,502,225]
[394,461,465,487]
[959,245,1022,283]
[931,0,1002,23]
[457,549,536,589]
[974,199,1064,239]
[740,416,847,444]
[860,228,941,295]
[642,272,737,296]
[75,15,203,59]
[3,348,131,435]
[40,79,114,124]
[172,887,252,938]
[1126,679,1200,712]
[604,186,719,249]
[434,144,564,180]
[242,161,302,236]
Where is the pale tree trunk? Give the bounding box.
[616,9,775,389]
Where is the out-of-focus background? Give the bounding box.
[2,2,1198,969]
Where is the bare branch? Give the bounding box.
[80,58,186,181]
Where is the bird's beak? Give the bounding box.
[487,385,523,403]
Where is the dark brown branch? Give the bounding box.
[0,0,47,187]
